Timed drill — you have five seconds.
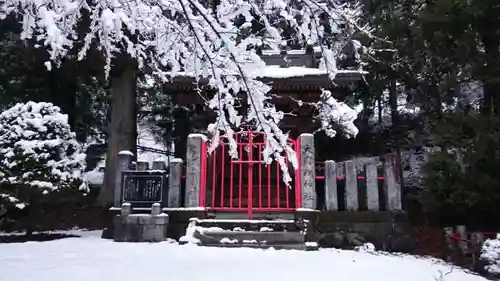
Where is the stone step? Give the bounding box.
[183,218,317,251]
[200,243,318,251]
[193,218,304,232]
[209,211,296,221]
[200,230,306,244]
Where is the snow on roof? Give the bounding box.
[173,65,365,79]
[260,46,323,56]
[258,66,325,78]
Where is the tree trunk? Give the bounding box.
[96,58,137,207]
[389,80,400,152]
[479,4,500,116]
[389,79,405,205]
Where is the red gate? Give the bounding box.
[199,131,301,219]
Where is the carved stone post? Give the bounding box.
[121,202,132,216]
[345,160,358,211]
[152,161,166,170]
[185,134,204,208]
[299,133,316,209]
[456,225,468,254]
[151,203,161,216]
[136,161,149,171]
[366,158,379,211]
[384,154,402,211]
[114,151,133,207]
[324,160,338,211]
[168,158,183,208]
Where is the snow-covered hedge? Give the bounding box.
[481,234,500,276]
[0,102,87,208]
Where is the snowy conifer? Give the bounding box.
[0,102,87,209]
[481,234,500,277]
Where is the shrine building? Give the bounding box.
[161,48,364,219]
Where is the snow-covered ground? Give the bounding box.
[0,230,486,281]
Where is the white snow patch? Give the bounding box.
[188,134,208,141]
[44,61,52,71]
[179,220,200,244]
[242,239,258,244]
[163,207,206,211]
[305,241,318,247]
[118,150,134,156]
[202,227,226,233]
[192,218,294,224]
[14,203,26,209]
[295,208,318,212]
[260,227,274,232]
[355,242,376,253]
[220,237,239,244]
[175,66,366,79]
[481,234,500,275]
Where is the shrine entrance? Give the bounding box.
[200,131,302,219]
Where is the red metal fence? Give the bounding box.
[199,131,301,218]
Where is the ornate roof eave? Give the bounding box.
[163,72,364,92]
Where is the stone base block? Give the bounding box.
[113,213,169,242]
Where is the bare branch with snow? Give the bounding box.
[0,0,372,185]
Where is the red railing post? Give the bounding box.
[248,131,253,219]
[199,140,207,207]
[220,142,225,208]
[295,136,302,208]
[258,144,262,209]
[211,146,217,208]
[238,135,243,208]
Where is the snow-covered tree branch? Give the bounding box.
[0,0,370,185]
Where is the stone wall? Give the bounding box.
[322,154,402,212]
[315,211,415,253]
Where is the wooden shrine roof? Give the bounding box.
[164,49,365,92]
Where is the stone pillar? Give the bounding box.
[185,134,204,208]
[168,158,183,208]
[151,203,161,216]
[121,202,132,216]
[384,154,402,210]
[152,161,166,170]
[324,160,338,211]
[114,151,133,207]
[366,158,379,211]
[136,161,149,171]
[299,133,316,209]
[345,160,358,211]
[456,225,468,254]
